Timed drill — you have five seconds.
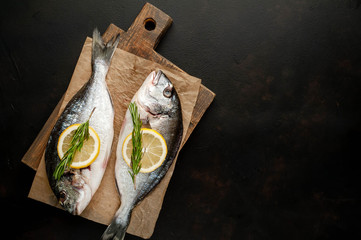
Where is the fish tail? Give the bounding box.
[92,28,120,67]
[101,207,131,240]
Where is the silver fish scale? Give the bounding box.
[102,70,183,240]
[45,28,119,215]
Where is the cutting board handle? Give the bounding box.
[126,3,173,49]
[22,3,214,172]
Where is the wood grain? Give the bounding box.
[21,2,215,170]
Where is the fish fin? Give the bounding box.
[92,28,120,66]
[100,208,131,240]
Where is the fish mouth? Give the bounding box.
[151,70,163,86]
[73,187,85,215]
[136,99,161,118]
[75,184,92,215]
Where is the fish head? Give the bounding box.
[56,177,79,214]
[55,173,91,215]
[137,70,180,118]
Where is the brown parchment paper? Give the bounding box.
[28,37,201,239]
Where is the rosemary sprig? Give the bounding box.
[128,102,143,189]
[53,108,96,181]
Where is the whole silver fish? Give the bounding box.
[101,70,183,240]
[45,29,119,215]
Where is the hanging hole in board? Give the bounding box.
[144,18,156,31]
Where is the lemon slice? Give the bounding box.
[122,128,167,173]
[57,124,100,169]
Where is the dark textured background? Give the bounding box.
[1,0,361,239]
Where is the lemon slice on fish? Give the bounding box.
[57,124,100,169]
[122,128,167,173]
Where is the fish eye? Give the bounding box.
[163,86,173,98]
[59,190,67,204]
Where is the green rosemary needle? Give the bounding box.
[53,108,96,181]
[128,102,143,189]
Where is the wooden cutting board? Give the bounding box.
[22,2,215,171]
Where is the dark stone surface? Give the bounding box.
[1,0,361,239]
